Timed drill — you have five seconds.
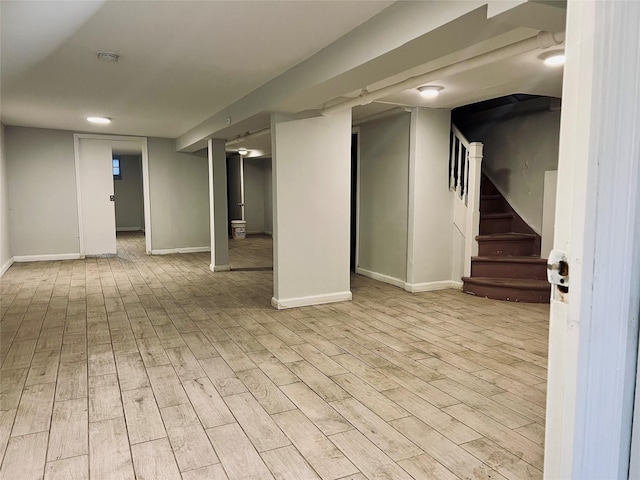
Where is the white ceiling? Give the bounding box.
[0,0,394,138]
[1,0,566,158]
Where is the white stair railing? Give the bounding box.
[450,125,483,277]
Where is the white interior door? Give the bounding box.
[77,138,117,255]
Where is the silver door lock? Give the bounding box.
[547,250,569,291]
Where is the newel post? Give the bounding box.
[464,142,483,277]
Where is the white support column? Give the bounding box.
[207,138,229,272]
[270,110,352,309]
[405,107,456,292]
[463,142,482,278]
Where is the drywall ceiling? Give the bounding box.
[0,0,394,138]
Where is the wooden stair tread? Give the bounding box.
[476,233,537,241]
[462,277,550,291]
[480,212,513,219]
[472,256,546,264]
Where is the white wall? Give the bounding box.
[5,127,80,256]
[0,124,12,274]
[147,137,210,251]
[407,108,454,289]
[467,109,561,234]
[114,155,144,231]
[358,112,410,283]
[271,111,352,308]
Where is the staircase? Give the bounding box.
[462,176,550,303]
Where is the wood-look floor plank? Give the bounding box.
[291,344,347,376]
[25,350,60,386]
[397,453,459,480]
[247,350,300,386]
[45,455,89,480]
[121,386,166,444]
[115,353,150,391]
[273,409,359,480]
[0,431,48,480]
[391,415,508,480]
[0,367,28,410]
[332,373,408,422]
[47,398,88,461]
[280,382,352,436]
[383,387,480,445]
[181,463,229,480]
[12,382,55,437]
[88,343,116,377]
[261,445,321,480]
[160,403,219,472]
[199,357,248,396]
[223,392,290,452]
[443,402,544,471]
[461,437,543,480]
[236,368,296,414]
[55,362,87,402]
[287,361,349,402]
[256,334,303,363]
[166,346,206,381]
[329,429,414,480]
[182,377,235,428]
[146,365,189,408]
[331,397,423,462]
[206,423,275,480]
[89,373,123,422]
[0,409,16,461]
[131,437,182,480]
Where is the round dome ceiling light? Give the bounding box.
[542,51,566,67]
[237,148,248,156]
[97,51,120,62]
[87,116,111,125]
[418,85,443,98]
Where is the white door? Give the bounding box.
[77,138,117,255]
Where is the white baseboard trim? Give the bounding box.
[356,267,406,289]
[13,253,82,263]
[0,257,14,277]
[151,247,211,255]
[116,227,142,232]
[405,280,463,293]
[271,290,352,310]
[210,264,231,272]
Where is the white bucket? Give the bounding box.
[231,220,246,239]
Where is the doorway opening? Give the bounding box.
[226,153,273,271]
[74,135,151,258]
[350,130,359,272]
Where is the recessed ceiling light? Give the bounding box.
[237,148,248,156]
[418,86,443,98]
[87,116,111,125]
[541,51,566,67]
[97,51,119,63]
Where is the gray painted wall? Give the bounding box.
[358,113,410,281]
[264,159,273,235]
[114,155,144,231]
[467,109,561,233]
[0,124,12,270]
[147,137,210,250]
[5,127,80,256]
[244,158,266,234]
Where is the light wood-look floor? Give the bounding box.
[0,232,549,480]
